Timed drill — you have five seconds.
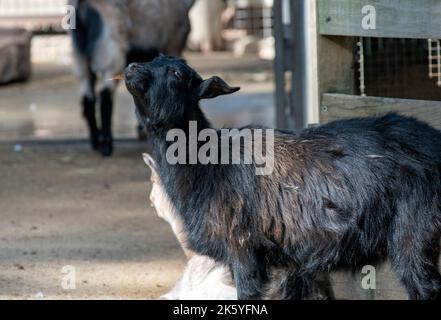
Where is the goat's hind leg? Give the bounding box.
[98,87,114,157]
[232,255,269,300]
[266,269,334,300]
[390,226,441,300]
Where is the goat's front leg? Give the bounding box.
[97,66,120,157]
[231,255,268,300]
[75,52,99,151]
[99,87,114,157]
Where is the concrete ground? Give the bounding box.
[0,142,184,299]
[0,51,274,299]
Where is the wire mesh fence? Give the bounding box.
[356,37,441,101]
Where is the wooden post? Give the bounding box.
[317,36,356,97]
[316,0,356,121]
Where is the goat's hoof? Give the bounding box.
[100,137,113,157]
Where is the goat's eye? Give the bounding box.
[169,69,182,80]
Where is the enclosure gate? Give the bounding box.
[274,0,441,131]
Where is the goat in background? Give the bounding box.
[69,0,194,156]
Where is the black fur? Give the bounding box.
[99,88,114,157]
[80,67,99,150]
[125,56,441,300]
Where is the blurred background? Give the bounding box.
[0,0,275,142]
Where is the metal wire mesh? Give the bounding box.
[356,37,441,101]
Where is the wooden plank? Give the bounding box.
[318,0,441,39]
[320,94,441,129]
[317,36,355,97]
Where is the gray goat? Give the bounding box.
[69,0,194,156]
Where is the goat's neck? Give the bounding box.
[145,104,213,171]
[145,105,218,216]
[145,109,233,260]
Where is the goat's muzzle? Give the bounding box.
[125,63,143,80]
[124,62,149,95]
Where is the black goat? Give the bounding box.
[124,56,441,300]
[144,152,334,300]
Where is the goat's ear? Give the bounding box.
[197,76,240,100]
[142,153,157,172]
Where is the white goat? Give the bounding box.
[143,153,237,300]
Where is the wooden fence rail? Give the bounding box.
[318,0,441,39]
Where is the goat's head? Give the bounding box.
[124,55,240,127]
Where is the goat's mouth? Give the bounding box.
[123,67,136,84]
[124,69,144,96]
